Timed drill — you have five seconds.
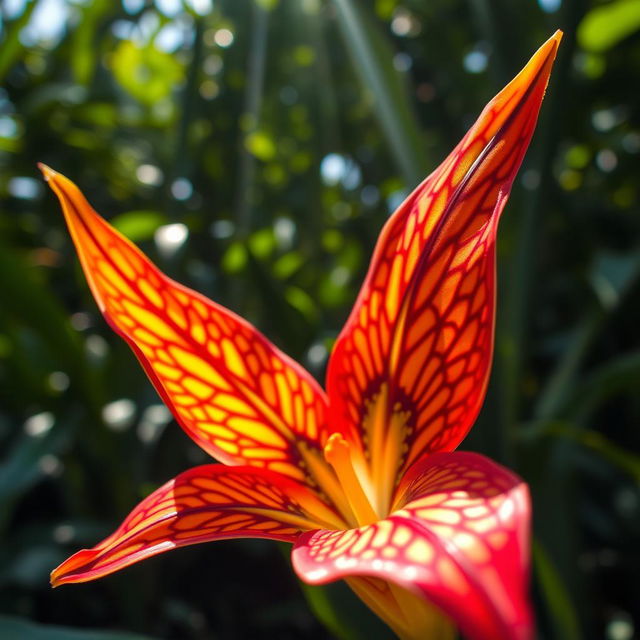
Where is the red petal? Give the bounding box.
[52,465,340,586]
[326,33,561,504]
[292,452,532,640]
[40,166,336,494]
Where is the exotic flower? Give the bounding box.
[41,32,561,640]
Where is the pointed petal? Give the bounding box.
[52,465,340,586]
[325,33,561,498]
[40,166,335,493]
[292,452,532,640]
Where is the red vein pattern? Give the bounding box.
[44,172,332,488]
[326,39,559,497]
[394,452,531,636]
[42,31,562,640]
[52,465,340,586]
[293,452,530,640]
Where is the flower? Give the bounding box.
[40,31,561,640]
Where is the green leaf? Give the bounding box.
[535,252,640,420]
[71,0,114,85]
[111,41,183,105]
[561,351,640,424]
[245,130,278,161]
[248,227,277,258]
[578,0,640,52]
[299,581,390,640]
[522,420,640,484]
[0,0,38,84]
[590,251,640,310]
[284,286,317,321]
[273,252,304,279]
[0,616,153,640]
[111,211,168,242]
[256,0,280,9]
[0,418,68,509]
[0,247,100,411]
[2,546,64,589]
[532,540,581,640]
[222,241,248,273]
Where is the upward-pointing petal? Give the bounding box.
[326,33,561,509]
[40,166,348,515]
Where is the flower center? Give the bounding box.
[323,433,378,527]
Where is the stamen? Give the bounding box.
[324,433,379,526]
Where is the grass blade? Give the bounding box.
[330,0,428,186]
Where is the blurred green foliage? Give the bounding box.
[0,0,639,638]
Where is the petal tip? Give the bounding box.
[547,29,563,56]
[535,30,563,75]
[37,162,57,182]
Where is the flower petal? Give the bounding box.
[292,452,532,640]
[52,464,341,586]
[326,33,561,503]
[40,166,335,493]
[394,452,532,637]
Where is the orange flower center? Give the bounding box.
[323,433,379,527]
[313,384,412,529]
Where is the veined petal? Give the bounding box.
[326,33,561,511]
[292,452,531,640]
[40,166,339,498]
[52,465,342,586]
[394,452,532,639]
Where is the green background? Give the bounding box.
[1,0,639,638]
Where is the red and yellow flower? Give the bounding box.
[40,32,561,640]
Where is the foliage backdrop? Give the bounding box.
[1,0,639,638]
